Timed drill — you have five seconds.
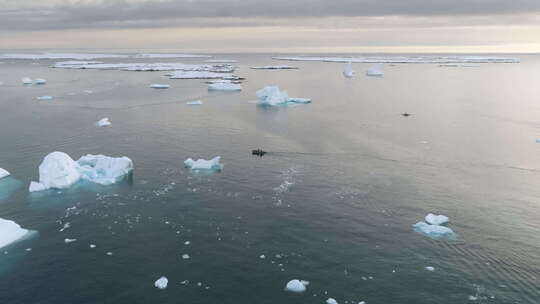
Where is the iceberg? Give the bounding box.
[413,221,456,240]
[64,238,77,243]
[150,84,170,89]
[95,118,111,127]
[250,66,298,70]
[186,100,203,105]
[327,298,338,304]
[184,157,223,171]
[77,154,133,186]
[154,276,168,289]
[425,213,449,225]
[37,96,53,100]
[0,218,32,249]
[208,83,242,91]
[284,279,309,293]
[366,64,384,77]
[34,78,46,85]
[256,86,311,106]
[29,152,133,192]
[0,168,9,179]
[169,71,233,79]
[343,62,355,78]
[272,55,520,64]
[425,266,435,271]
[22,77,33,85]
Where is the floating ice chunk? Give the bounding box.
[154,276,168,289]
[208,83,242,91]
[285,279,309,293]
[30,152,81,192]
[182,254,190,259]
[256,86,311,106]
[425,213,449,225]
[89,244,96,248]
[76,154,133,186]
[106,252,113,256]
[343,62,355,78]
[0,168,9,179]
[170,71,233,79]
[425,266,435,271]
[186,100,203,105]
[413,221,456,240]
[366,64,384,77]
[22,77,33,85]
[327,298,338,304]
[95,118,111,127]
[37,96,53,100]
[64,238,77,243]
[150,84,170,89]
[250,66,298,70]
[259,254,266,259]
[0,218,32,249]
[184,157,223,171]
[34,78,46,85]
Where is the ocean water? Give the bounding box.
[0,53,539,304]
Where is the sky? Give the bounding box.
[1,0,540,53]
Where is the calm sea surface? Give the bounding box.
[0,53,539,304]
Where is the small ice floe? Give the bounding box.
[366,64,384,77]
[154,276,168,289]
[22,77,33,85]
[343,62,355,78]
[186,100,203,105]
[95,118,111,127]
[64,238,77,243]
[284,279,309,293]
[150,84,170,89]
[256,86,311,106]
[425,213,449,226]
[184,157,223,171]
[327,298,338,304]
[259,254,266,259]
[413,221,456,240]
[425,266,435,271]
[0,218,33,249]
[34,78,47,85]
[29,152,133,192]
[36,96,53,100]
[0,168,10,179]
[182,254,190,259]
[250,66,298,70]
[89,244,96,248]
[184,241,191,245]
[169,71,233,79]
[106,252,113,256]
[208,82,242,91]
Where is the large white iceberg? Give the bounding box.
[256,86,312,106]
[413,221,456,240]
[184,157,223,171]
[29,152,133,192]
[284,279,309,293]
[0,168,9,179]
[208,83,242,91]
[0,218,32,248]
[425,213,449,226]
[366,64,384,77]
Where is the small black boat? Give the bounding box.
[252,149,266,156]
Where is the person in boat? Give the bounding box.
[252,149,266,156]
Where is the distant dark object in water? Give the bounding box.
[252,149,266,157]
[401,113,412,117]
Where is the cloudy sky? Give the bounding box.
[1,0,540,52]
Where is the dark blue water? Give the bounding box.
[0,53,539,304]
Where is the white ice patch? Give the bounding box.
[154,276,168,289]
[272,55,520,64]
[182,254,190,259]
[0,218,32,249]
[64,238,77,243]
[150,84,170,89]
[77,154,133,186]
[29,152,81,192]
[285,279,308,293]
[208,83,242,91]
[425,213,449,226]
[250,66,298,70]
[170,71,233,79]
[37,96,53,100]
[95,118,111,127]
[413,221,456,240]
[366,64,384,77]
[184,157,223,171]
[206,59,238,63]
[22,77,33,85]
[0,168,10,179]
[327,298,338,304]
[186,100,203,105]
[256,86,311,106]
[425,266,435,271]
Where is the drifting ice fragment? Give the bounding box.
[37,96,53,100]
[0,218,32,249]
[425,266,435,271]
[95,118,111,127]
[208,83,242,91]
[256,86,311,106]
[366,64,384,76]
[186,100,203,105]
[285,279,309,293]
[343,62,355,78]
[413,221,456,240]
[154,276,168,289]
[150,84,170,89]
[327,298,338,304]
[184,157,223,171]
[77,154,133,186]
[22,77,33,85]
[425,213,449,225]
[34,78,47,85]
[0,168,10,179]
[64,238,77,243]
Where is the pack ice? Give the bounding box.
[256,86,312,106]
[29,152,133,192]
[0,218,32,249]
[184,157,223,171]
